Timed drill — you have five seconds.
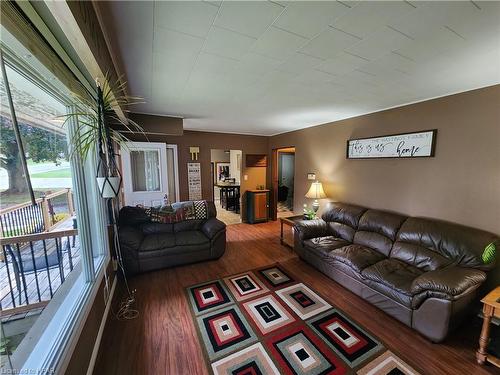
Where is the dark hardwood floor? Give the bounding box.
[93,221,497,375]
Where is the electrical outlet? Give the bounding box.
[112,259,118,271]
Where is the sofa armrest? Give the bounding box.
[411,267,486,296]
[202,217,226,239]
[293,219,329,242]
[118,226,144,251]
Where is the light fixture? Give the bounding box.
[305,181,327,213]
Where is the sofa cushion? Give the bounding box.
[139,233,176,252]
[354,210,407,256]
[390,242,452,272]
[321,202,368,242]
[395,217,498,271]
[328,244,386,274]
[175,231,210,246]
[362,259,424,307]
[141,222,174,235]
[303,236,349,257]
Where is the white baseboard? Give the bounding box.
[86,276,117,375]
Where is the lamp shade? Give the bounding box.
[305,181,326,199]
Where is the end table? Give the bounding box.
[279,215,305,249]
[476,286,500,368]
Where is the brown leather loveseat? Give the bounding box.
[118,201,226,275]
[294,202,498,342]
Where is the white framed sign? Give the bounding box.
[187,162,202,200]
[347,130,437,159]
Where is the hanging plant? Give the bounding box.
[61,75,145,160]
[61,74,146,198]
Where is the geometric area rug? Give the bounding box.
[186,264,422,375]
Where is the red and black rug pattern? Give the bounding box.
[186,264,421,375]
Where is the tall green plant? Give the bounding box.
[60,75,145,161]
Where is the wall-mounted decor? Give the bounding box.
[189,146,200,160]
[307,173,316,180]
[246,154,267,167]
[347,130,437,159]
[187,162,202,200]
[216,162,230,183]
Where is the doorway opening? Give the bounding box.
[211,149,242,225]
[272,147,295,219]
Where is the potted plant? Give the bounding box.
[62,75,145,198]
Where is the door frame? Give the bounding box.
[166,144,180,202]
[271,146,295,220]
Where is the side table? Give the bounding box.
[279,215,305,249]
[476,286,500,368]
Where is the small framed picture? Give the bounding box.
[307,173,316,180]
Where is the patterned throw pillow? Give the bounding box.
[146,200,209,223]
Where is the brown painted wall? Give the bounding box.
[127,130,269,220]
[269,85,500,235]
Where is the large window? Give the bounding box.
[1,25,108,373]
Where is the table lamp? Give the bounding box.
[305,181,327,213]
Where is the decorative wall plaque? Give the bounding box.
[187,162,202,200]
[347,130,437,159]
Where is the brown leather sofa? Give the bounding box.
[118,202,226,275]
[294,202,498,342]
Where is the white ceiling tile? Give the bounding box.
[345,26,412,61]
[372,52,417,75]
[155,1,218,38]
[273,1,351,38]
[316,52,367,75]
[277,53,324,74]
[394,26,467,62]
[191,52,238,78]
[203,26,256,59]
[332,1,416,38]
[252,26,308,61]
[153,27,204,61]
[300,27,360,60]
[292,69,336,85]
[234,52,283,76]
[215,1,284,38]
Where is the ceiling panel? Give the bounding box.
[316,52,368,76]
[345,26,413,61]
[332,1,416,38]
[155,1,218,38]
[214,1,284,38]
[104,0,500,135]
[203,26,256,59]
[273,1,351,38]
[300,27,361,60]
[277,52,324,74]
[252,26,308,61]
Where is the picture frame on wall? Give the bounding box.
[346,129,437,159]
[216,162,230,183]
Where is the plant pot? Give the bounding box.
[96,176,121,198]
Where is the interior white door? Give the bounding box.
[122,142,168,207]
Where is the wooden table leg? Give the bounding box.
[477,305,493,365]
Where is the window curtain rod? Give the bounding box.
[0,49,36,205]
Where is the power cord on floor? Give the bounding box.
[109,198,139,321]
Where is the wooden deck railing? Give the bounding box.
[0,188,75,238]
[0,229,80,313]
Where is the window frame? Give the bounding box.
[1,47,110,372]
